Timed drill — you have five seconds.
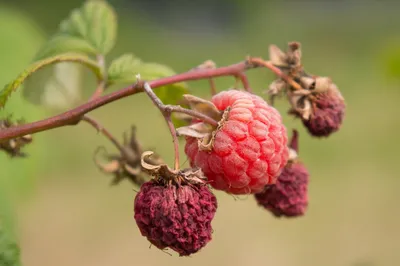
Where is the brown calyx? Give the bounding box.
[141,151,207,186]
[176,94,230,152]
[94,126,163,186]
[0,117,32,157]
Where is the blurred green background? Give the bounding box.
[1,0,400,265]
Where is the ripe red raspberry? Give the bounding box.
[302,87,345,137]
[254,130,309,217]
[134,181,217,256]
[184,90,289,195]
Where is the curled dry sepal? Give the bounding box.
[94,126,163,186]
[255,130,309,217]
[0,117,32,157]
[134,151,218,256]
[268,42,346,137]
[178,90,289,195]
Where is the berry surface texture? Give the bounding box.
[134,181,217,256]
[185,90,289,194]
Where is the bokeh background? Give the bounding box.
[1,0,400,265]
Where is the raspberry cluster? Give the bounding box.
[129,42,345,256]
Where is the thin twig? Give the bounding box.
[81,115,124,153]
[142,82,180,171]
[248,57,304,91]
[235,72,252,92]
[164,105,218,127]
[209,79,217,95]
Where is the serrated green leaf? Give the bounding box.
[107,54,142,85]
[34,35,98,61]
[137,63,189,105]
[58,0,117,55]
[0,53,101,108]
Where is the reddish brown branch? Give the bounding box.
[0,61,253,141]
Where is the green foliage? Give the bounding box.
[107,54,142,85]
[0,54,101,108]
[0,181,21,266]
[35,0,117,60]
[0,210,21,266]
[34,35,98,61]
[108,56,189,105]
[0,6,52,194]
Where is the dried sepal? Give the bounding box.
[0,117,32,157]
[141,151,207,186]
[269,42,302,70]
[94,126,162,186]
[182,94,222,122]
[177,105,230,152]
[269,45,288,67]
[287,92,313,120]
[176,94,231,152]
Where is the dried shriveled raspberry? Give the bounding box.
[183,90,289,195]
[302,86,345,137]
[134,181,217,256]
[255,162,309,217]
[266,42,345,137]
[254,130,309,217]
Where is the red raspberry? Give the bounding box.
[254,130,309,217]
[302,87,345,137]
[184,90,289,194]
[134,181,217,256]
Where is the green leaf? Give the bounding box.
[107,54,142,85]
[25,62,85,110]
[34,35,98,61]
[0,219,21,266]
[58,0,117,55]
[0,185,21,266]
[137,63,189,105]
[0,53,101,108]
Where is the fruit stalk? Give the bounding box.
[142,82,181,170]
